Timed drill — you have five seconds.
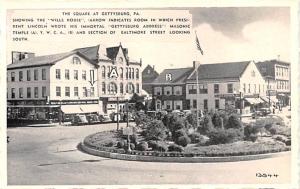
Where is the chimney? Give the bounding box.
[277,55,280,61]
[12,51,35,64]
[152,65,155,70]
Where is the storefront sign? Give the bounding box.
[123,127,133,135]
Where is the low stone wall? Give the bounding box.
[80,142,290,163]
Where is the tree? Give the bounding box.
[225,114,242,129]
[198,115,214,135]
[145,120,167,141]
[212,112,223,128]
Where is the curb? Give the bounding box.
[80,142,290,163]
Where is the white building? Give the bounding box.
[7,51,100,120]
[185,61,267,114]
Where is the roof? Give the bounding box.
[151,67,193,84]
[73,45,100,62]
[142,65,159,83]
[255,59,290,79]
[7,51,98,70]
[188,61,251,81]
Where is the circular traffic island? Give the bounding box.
[80,129,291,163]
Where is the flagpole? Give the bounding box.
[196,62,200,128]
[194,30,203,129]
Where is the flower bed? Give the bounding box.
[83,131,290,158]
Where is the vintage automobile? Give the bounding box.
[86,114,101,124]
[98,114,111,123]
[71,114,88,126]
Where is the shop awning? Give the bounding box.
[7,105,60,108]
[80,104,100,113]
[61,105,83,114]
[244,98,264,105]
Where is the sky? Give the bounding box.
[7,7,291,73]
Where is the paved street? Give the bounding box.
[7,123,291,185]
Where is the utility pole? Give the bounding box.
[116,97,119,130]
[195,61,200,128]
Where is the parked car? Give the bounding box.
[86,114,101,124]
[259,108,271,116]
[72,114,88,125]
[99,114,111,123]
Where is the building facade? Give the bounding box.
[150,67,193,111]
[7,43,142,122]
[7,51,100,120]
[142,65,159,95]
[256,60,290,106]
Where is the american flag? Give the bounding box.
[195,32,204,55]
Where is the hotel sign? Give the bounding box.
[214,94,236,99]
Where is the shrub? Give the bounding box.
[244,125,260,141]
[176,135,191,147]
[269,127,278,135]
[136,141,148,151]
[162,113,185,134]
[174,129,187,139]
[249,134,258,142]
[147,140,168,152]
[104,140,115,147]
[212,112,224,128]
[197,135,209,146]
[208,128,243,145]
[186,113,197,127]
[168,143,184,152]
[145,120,167,141]
[189,132,201,143]
[129,143,135,150]
[135,113,151,129]
[117,140,127,148]
[225,114,242,129]
[130,133,138,144]
[198,115,214,135]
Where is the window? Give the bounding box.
[65,87,70,97]
[27,87,31,98]
[164,86,172,95]
[34,87,38,98]
[128,68,132,79]
[42,86,46,97]
[73,57,81,64]
[188,85,197,94]
[248,84,251,93]
[251,70,256,77]
[19,71,23,81]
[90,87,95,97]
[154,87,162,95]
[186,99,191,109]
[42,69,46,80]
[174,86,182,95]
[19,88,23,98]
[56,69,61,79]
[34,69,38,80]
[126,83,135,94]
[204,99,208,110]
[136,84,139,93]
[56,87,61,97]
[165,101,172,110]
[82,70,86,80]
[215,99,219,109]
[108,82,117,94]
[102,66,106,78]
[254,84,256,93]
[11,88,15,98]
[214,84,219,93]
[74,70,78,80]
[227,84,233,93]
[27,70,31,81]
[102,82,106,94]
[259,84,261,93]
[132,68,135,79]
[119,68,123,79]
[243,83,246,93]
[126,68,128,79]
[199,84,208,94]
[65,69,70,80]
[74,87,79,97]
[83,87,87,97]
[120,83,124,93]
[193,99,197,109]
[11,72,15,82]
[136,69,139,79]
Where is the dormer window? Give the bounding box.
[73,57,81,64]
